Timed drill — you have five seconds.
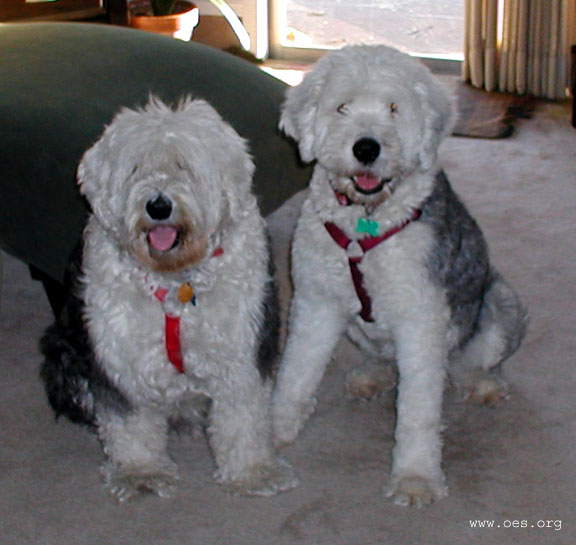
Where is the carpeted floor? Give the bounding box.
[0,100,574,545]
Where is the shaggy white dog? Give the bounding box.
[272,45,527,507]
[41,97,297,501]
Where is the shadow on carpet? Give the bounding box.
[452,83,536,139]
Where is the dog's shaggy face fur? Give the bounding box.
[280,45,453,213]
[78,97,253,273]
[41,97,297,502]
[272,45,527,508]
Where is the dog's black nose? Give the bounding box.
[146,194,173,221]
[353,137,381,165]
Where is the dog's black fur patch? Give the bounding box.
[39,245,131,428]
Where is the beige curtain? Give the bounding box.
[463,0,576,99]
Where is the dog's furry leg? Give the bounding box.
[209,366,297,496]
[385,319,448,508]
[272,296,348,446]
[98,408,179,502]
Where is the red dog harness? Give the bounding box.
[324,209,421,322]
[153,288,187,373]
[152,247,223,373]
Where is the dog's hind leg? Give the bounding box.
[450,273,528,406]
[345,359,397,401]
[97,408,179,502]
[345,323,397,401]
[272,296,348,446]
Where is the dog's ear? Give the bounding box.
[279,60,332,163]
[77,135,118,233]
[188,100,256,224]
[414,79,456,171]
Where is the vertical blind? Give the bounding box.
[463,0,576,99]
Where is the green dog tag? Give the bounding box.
[356,217,379,236]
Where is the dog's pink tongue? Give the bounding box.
[354,173,381,191]
[148,226,178,252]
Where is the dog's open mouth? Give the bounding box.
[352,173,392,195]
[147,225,180,253]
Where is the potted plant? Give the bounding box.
[128,0,250,49]
[128,0,200,41]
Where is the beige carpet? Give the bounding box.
[1,100,574,545]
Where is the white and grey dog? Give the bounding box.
[41,97,297,501]
[272,45,527,507]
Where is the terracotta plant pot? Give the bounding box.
[129,1,199,41]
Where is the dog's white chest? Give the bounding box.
[359,224,438,323]
[295,202,439,328]
[84,271,218,404]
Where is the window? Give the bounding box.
[269,0,464,67]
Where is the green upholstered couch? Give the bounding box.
[0,22,309,312]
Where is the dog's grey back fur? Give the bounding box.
[421,171,527,359]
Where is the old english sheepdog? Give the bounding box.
[271,45,527,507]
[40,97,297,502]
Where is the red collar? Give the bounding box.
[324,210,421,322]
[153,246,223,374]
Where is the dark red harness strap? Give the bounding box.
[324,209,421,322]
[348,256,374,322]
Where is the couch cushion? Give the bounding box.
[0,22,309,282]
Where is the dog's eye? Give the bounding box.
[337,103,349,115]
[390,103,398,113]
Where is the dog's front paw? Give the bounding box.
[101,461,180,503]
[273,398,316,448]
[386,475,448,508]
[216,458,298,497]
